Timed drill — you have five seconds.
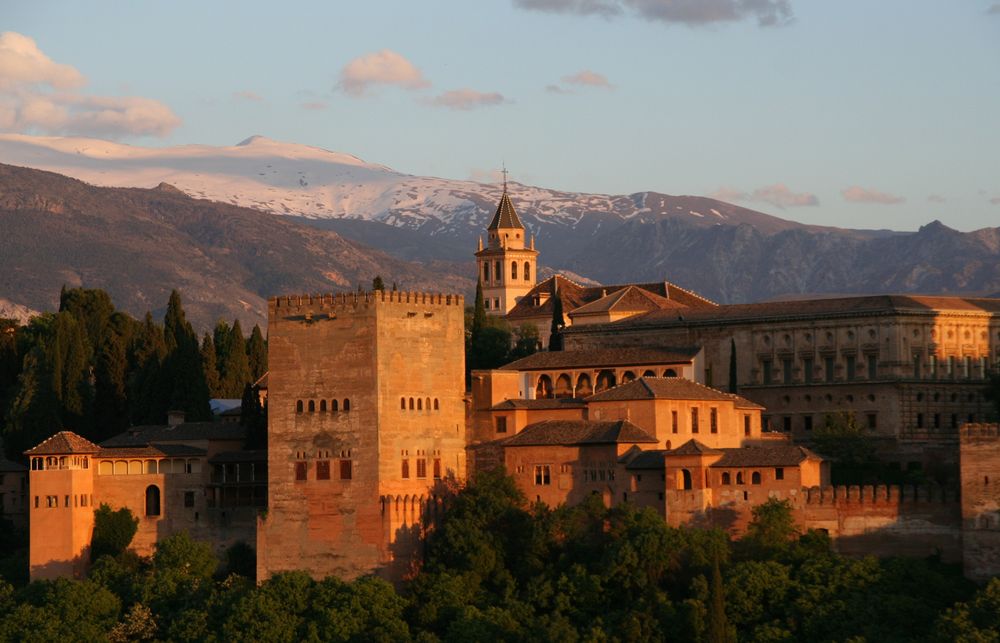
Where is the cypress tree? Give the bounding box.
[128,312,167,425]
[706,557,734,643]
[93,330,129,442]
[472,280,486,337]
[372,275,385,291]
[160,291,212,422]
[729,338,738,394]
[220,320,252,398]
[247,324,267,381]
[549,279,565,352]
[240,383,266,450]
[51,312,92,432]
[213,320,232,369]
[201,333,221,398]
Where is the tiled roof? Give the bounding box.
[490,398,587,411]
[712,445,823,468]
[587,377,759,407]
[487,191,524,230]
[96,444,207,459]
[504,419,658,447]
[506,276,716,322]
[24,431,101,456]
[585,294,1000,332]
[623,449,668,469]
[101,422,246,448]
[666,439,723,456]
[500,348,698,371]
[209,449,267,463]
[570,285,686,317]
[0,456,26,472]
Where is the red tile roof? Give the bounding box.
[666,439,723,456]
[490,398,587,411]
[24,431,101,456]
[711,445,822,468]
[504,419,658,446]
[587,377,762,408]
[500,348,698,371]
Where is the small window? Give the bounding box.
[184,491,195,508]
[433,458,441,479]
[401,397,406,410]
[743,415,750,436]
[343,399,350,411]
[417,398,422,410]
[416,459,427,478]
[308,400,315,413]
[145,485,161,517]
[434,398,439,410]
[296,400,303,414]
[775,468,784,480]
[672,411,679,434]
[751,471,761,485]
[295,462,307,481]
[710,408,718,434]
[339,460,352,480]
[511,261,518,280]
[868,413,878,430]
[736,472,745,485]
[782,416,792,432]
[402,459,410,479]
[524,262,531,281]
[320,399,327,412]
[331,399,338,412]
[496,417,508,434]
[722,472,731,485]
[409,398,414,410]
[534,465,551,486]
[804,415,813,431]
[316,461,331,480]
[691,408,699,433]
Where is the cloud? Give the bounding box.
[0,32,180,138]
[338,50,429,97]
[990,196,1000,205]
[545,84,573,94]
[429,89,507,110]
[233,90,263,102]
[927,194,946,203]
[710,184,816,208]
[841,186,905,205]
[513,0,793,26]
[988,3,1000,14]
[300,101,328,110]
[470,168,505,183]
[562,70,614,88]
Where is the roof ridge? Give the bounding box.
[664,279,718,306]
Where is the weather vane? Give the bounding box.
[501,163,508,192]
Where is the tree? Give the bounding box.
[549,280,565,352]
[509,324,539,361]
[246,324,267,382]
[934,577,1000,642]
[705,557,735,643]
[472,280,486,338]
[160,292,211,422]
[152,532,218,581]
[93,330,129,442]
[728,338,738,394]
[372,275,386,291]
[201,333,221,398]
[813,411,880,484]
[128,312,167,426]
[740,498,798,557]
[91,504,139,561]
[241,383,266,450]
[219,320,252,398]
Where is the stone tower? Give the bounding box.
[257,290,466,582]
[475,178,538,316]
[24,431,99,580]
[959,423,1000,582]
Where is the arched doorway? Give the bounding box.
[680,469,692,490]
[145,485,161,517]
[595,369,617,393]
[535,374,554,399]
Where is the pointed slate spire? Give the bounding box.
[487,176,524,231]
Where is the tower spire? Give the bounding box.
[501,163,508,193]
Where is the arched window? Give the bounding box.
[736,472,745,485]
[511,261,518,280]
[343,398,350,411]
[331,399,339,412]
[575,373,593,397]
[409,398,414,410]
[434,398,439,410]
[751,471,761,485]
[621,371,636,383]
[664,369,678,377]
[483,263,490,282]
[320,399,327,412]
[426,397,431,411]
[681,469,692,490]
[535,374,554,399]
[296,400,303,414]
[524,262,530,281]
[401,397,406,410]
[554,373,573,398]
[145,485,161,517]
[417,398,423,410]
[494,261,501,283]
[308,400,315,413]
[595,370,616,392]
[722,472,731,485]
[642,370,656,378]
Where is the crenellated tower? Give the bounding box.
[475,174,539,316]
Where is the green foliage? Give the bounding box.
[706,557,736,643]
[240,383,267,449]
[159,291,212,421]
[0,578,120,642]
[200,333,221,398]
[224,541,257,581]
[91,504,139,562]
[728,337,738,394]
[509,323,540,360]
[372,275,386,291]
[93,328,129,441]
[934,577,1000,642]
[471,280,486,337]
[740,498,799,558]
[247,323,267,382]
[219,319,252,398]
[153,532,218,581]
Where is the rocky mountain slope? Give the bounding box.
[1,134,999,303]
[0,164,472,329]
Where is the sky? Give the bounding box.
[2,0,999,231]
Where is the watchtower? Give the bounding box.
[257,290,466,582]
[25,431,99,580]
[959,423,1000,581]
[475,176,539,316]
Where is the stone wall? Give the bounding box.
[960,423,1000,581]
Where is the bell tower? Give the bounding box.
[474,171,539,316]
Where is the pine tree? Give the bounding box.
[706,557,734,643]
[93,330,129,442]
[372,275,386,291]
[220,320,252,398]
[247,324,267,381]
[729,338,738,394]
[549,279,565,352]
[201,333,221,398]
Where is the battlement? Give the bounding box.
[960,422,1000,440]
[269,290,464,317]
[802,484,957,505]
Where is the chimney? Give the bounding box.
[167,410,185,427]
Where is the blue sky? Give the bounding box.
[3,0,999,231]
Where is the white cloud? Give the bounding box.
[233,90,263,102]
[300,101,328,110]
[545,84,573,94]
[429,89,507,110]
[514,0,793,26]
[338,50,429,97]
[990,196,1000,205]
[988,3,1000,15]
[710,183,817,208]
[841,186,905,205]
[562,70,614,88]
[0,31,180,138]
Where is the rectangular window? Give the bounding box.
[916,413,924,428]
[804,415,813,431]
[433,458,441,479]
[825,357,835,383]
[316,461,331,480]
[691,407,699,433]
[951,413,958,429]
[184,491,195,508]
[534,465,551,486]
[34,496,38,509]
[775,467,784,481]
[743,415,751,436]
[867,413,877,430]
[295,462,307,482]
[846,355,856,381]
[929,355,937,378]
[803,358,814,384]
[339,460,352,480]
[65,495,70,508]
[762,359,773,384]
[912,353,921,379]
[782,358,792,384]
[782,416,792,432]
[416,458,427,478]
[401,459,410,479]
[964,356,972,379]
[933,413,941,429]
[672,410,679,434]
[710,408,718,434]
[496,417,507,434]
[947,356,955,378]
[493,298,500,310]
[867,353,878,380]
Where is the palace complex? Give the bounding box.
[18,186,1000,584]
